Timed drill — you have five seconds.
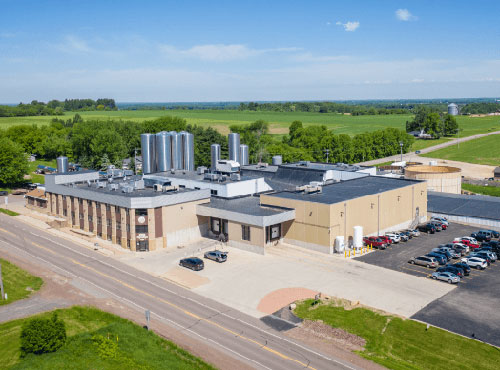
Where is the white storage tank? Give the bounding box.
[334,236,345,253]
[353,226,363,248]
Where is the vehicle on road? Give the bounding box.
[0,191,8,196]
[431,216,449,226]
[363,237,388,249]
[461,257,488,270]
[437,265,464,278]
[204,250,228,263]
[179,257,205,271]
[418,223,436,234]
[471,230,492,242]
[409,256,438,268]
[385,233,401,243]
[431,271,460,284]
[426,252,447,265]
[435,246,461,259]
[450,262,471,276]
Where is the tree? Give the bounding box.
[443,114,458,136]
[20,312,66,357]
[0,138,29,186]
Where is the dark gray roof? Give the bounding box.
[152,171,258,184]
[280,162,370,172]
[267,176,421,205]
[199,196,291,216]
[428,192,500,221]
[72,182,197,198]
[495,167,500,175]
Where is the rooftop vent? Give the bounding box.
[299,161,310,167]
[154,184,163,192]
[122,186,134,193]
[108,183,119,191]
[230,173,241,181]
[97,182,106,188]
[197,166,207,175]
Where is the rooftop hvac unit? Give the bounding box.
[218,174,227,182]
[258,162,268,168]
[108,183,119,191]
[299,161,310,166]
[163,185,178,193]
[134,180,145,189]
[204,173,219,181]
[304,185,322,194]
[87,180,91,187]
[108,178,113,183]
[154,184,163,192]
[97,182,106,188]
[230,173,241,181]
[122,186,134,193]
[309,181,322,187]
[197,166,207,175]
[124,170,133,176]
[295,185,307,192]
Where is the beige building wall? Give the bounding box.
[227,220,266,254]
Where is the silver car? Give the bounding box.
[409,256,438,268]
[431,271,460,284]
[204,250,228,263]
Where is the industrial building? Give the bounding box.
[29,132,428,254]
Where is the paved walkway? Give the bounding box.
[0,295,71,323]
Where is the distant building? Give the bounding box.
[448,103,459,116]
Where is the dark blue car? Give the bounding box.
[426,252,447,265]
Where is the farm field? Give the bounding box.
[462,183,500,197]
[421,134,500,166]
[1,109,499,138]
[0,306,214,369]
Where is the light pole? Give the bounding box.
[399,141,404,162]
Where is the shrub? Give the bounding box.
[20,312,67,357]
[92,334,118,359]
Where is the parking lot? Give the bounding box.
[356,223,500,346]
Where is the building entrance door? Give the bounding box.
[136,240,149,251]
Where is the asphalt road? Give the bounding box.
[0,214,360,370]
[356,223,500,347]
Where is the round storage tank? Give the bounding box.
[448,103,459,116]
[56,156,69,173]
[272,155,282,165]
[405,165,461,194]
[182,132,195,171]
[170,131,183,170]
[210,144,221,171]
[239,144,249,166]
[353,226,363,248]
[155,131,171,172]
[141,133,156,174]
[228,133,240,163]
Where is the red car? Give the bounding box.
[363,237,388,250]
[453,238,480,250]
[378,236,393,245]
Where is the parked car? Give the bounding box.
[461,256,488,270]
[406,229,421,237]
[0,191,8,196]
[471,251,497,263]
[385,233,401,243]
[486,229,500,239]
[437,265,464,278]
[431,216,449,226]
[460,236,479,245]
[479,243,500,255]
[397,232,410,242]
[363,236,388,249]
[429,222,443,232]
[179,257,204,271]
[378,236,393,245]
[454,238,480,250]
[471,230,492,242]
[450,262,471,276]
[409,256,438,268]
[451,244,468,256]
[204,250,228,263]
[425,252,447,265]
[431,248,453,261]
[418,224,436,234]
[431,271,460,284]
[433,221,448,230]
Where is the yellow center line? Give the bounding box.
[28,242,317,369]
[0,227,16,238]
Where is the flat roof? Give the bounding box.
[149,171,259,184]
[72,181,196,198]
[280,162,371,172]
[266,176,422,205]
[428,192,500,221]
[199,196,290,217]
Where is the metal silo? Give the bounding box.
[141,133,156,174]
[210,144,221,171]
[228,133,240,163]
[155,131,171,172]
[181,132,195,171]
[272,155,282,165]
[170,131,183,170]
[448,103,459,116]
[239,144,249,166]
[56,156,69,173]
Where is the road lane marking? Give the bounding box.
[0,227,16,238]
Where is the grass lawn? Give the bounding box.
[0,306,215,369]
[27,159,57,185]
[0,208,20,216]
[462,183,500,197]
[0,259,42,306]
[421,134,500,166]
[295,299,500,370]
[411,137,453,151]
[1,110,498,138]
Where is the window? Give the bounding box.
[96,202,101,210]
[136,225,148,234]
[135,209,148,216]
[79,198,83,204]
[126,224,130,232]
[97,217,101,225]
[79,213,84,220]
[71,211,75,219]
[88,215,93,222]
[106,219,111,227]
[211,189,218,196]
[63,209,67,216]
[106,204,111,211]
[242,225,251,241]
[107,234,112,241]
[116,222,121,230]
[266,224,281,242]
[211,218,220,233]
[127,239,130,249]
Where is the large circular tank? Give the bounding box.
[239,144,249,166]
[405,165,461,194]
[210,144,221,171]
[56,156,69,173]
[448,103,459,116]
[228,133,240,163]
[141,134,156,174]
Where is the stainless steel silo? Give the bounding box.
[448,103,459,116]
[228,133,240,163]
[155,131,172,172]
[141,133,156,174]
[170,132,183,170]
[239,144,249,166]
[210,144,221,171]
[56,156,69,173]
[181,132,195,171]
[272,155,282,165]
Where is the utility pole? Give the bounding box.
[134,148,138,176]
[399,141,404,162]
[324,149,330,163]
[0,262,4,300]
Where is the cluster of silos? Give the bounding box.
[210,133,249,170]
[141,131,194,174]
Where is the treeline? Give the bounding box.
[461,102,499,115]
[231,120,414,164]
[405,107,459,138]
[238,102,410,115]
[0,98,116,117]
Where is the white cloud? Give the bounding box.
[159,44,300,62]
[336,21,360,32]
[395,9,417,21]
[58,35,93,53]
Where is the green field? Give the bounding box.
[1,306,214,369]
[462,183,500,197]
[295,299,500,370]
[422,134,500,166]
[0,259,43,306]
[1,110,499,139]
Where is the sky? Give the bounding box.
[1,0,499,102]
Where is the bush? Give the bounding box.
[20,312,66,357]
[92,334,118,359]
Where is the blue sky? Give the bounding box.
[1,0,499,102]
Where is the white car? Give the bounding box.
[453,242,470,254]
[461,257,488,270]
[431,271,460,284]
[457,236,478,245]
[431,216,449,226]
[385,233,401,243]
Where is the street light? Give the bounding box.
[399,141,404,163]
